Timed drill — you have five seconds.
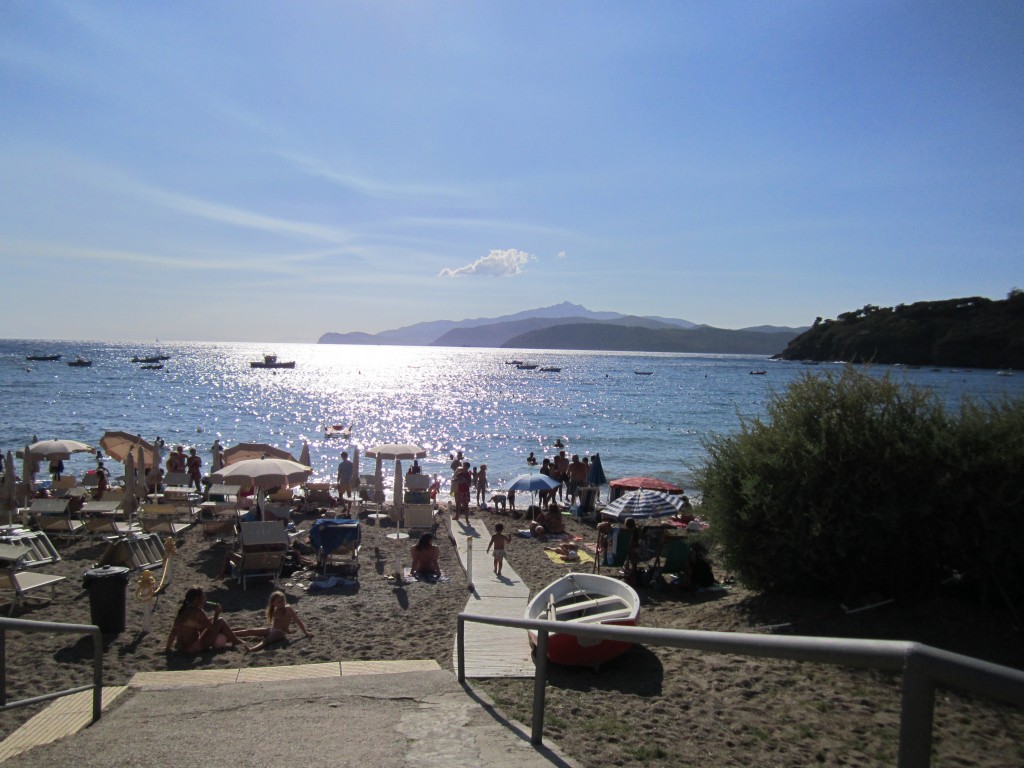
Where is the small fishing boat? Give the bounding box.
[525,573,640,667]
[140,364,164,370]
[997,370,1015,377]
[516,363,538,370]
[67,357,92,367]
[250,354,295,369]
[505,360,523,365]
[539,366,562,372]
[325,424,352,438]
[25,354,61,361]
[749,370,767,375]
[131,355,163,363]
[634,371,653,376]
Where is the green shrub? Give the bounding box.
[697,367,1024,603]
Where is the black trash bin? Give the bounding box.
[82,565,130,634]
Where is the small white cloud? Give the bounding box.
[439,248,535,278]
[556,250,567,259]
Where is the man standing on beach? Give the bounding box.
[336,451,354,514]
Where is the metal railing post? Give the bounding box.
[91,626,103,723]
[531,629,549,745]
[898,648,936,768]
[457,615,466,683]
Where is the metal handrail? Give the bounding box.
[457,612,1024,768]
[0,617,104,723]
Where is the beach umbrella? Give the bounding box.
[211,457,312,490]
[123,450,139,519]
[394,459,404,516]
[99,432,155,464]
[27,438,94,461]
[374,456,384,504]
[222,442,295,465]
[2,450,17,523]
[587,453,608,486]
[299,441,310,468]
[506,472,561,508]
[365,443,426,460]
[609,475,684,501]
[601,489,687,520]
[351,446,360,492]
[21,445,34,502]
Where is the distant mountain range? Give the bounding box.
[319,302,807,355]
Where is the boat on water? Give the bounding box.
[525,573,640,667]
[67,357,92,367]
[516,363,538,370]
[250,354,295,369]
[131,355,165,363]
[539,367,562,372]
[140,364,164,370]
[505,360,523,365]
[634,371,653,376]
[325,424,352,438]
[26,354,61,361]
[749,370,767,375]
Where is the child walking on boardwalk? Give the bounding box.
[236,591,312,652]
[487,523,510,576]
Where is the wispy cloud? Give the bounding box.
[439,249,535,278]
[277,150,471,204]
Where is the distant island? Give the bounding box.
[778,292,1024,369]
[319,302,806,355]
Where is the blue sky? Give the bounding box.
[1,1,1021,342]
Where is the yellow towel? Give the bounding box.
[543,548,594,565]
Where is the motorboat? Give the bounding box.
[140,364,164,370]
[634,371,653,375]
[131,355,164,363]
[749,370,767,375]
[505,360,523,365]
[250,354,295,369]
[539,367,562,372]
[516,363,538,370]
[525,573,640,667]
[25,354,61,361]
[67,357,92,367]
[325,424,352,438]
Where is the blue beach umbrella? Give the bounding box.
[600,489,686,521]
[587,453,608,486]
[506,472,561,508]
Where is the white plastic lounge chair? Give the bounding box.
[0,542,65,615]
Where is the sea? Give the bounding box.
[3,339,1022,500]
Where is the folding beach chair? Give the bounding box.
[0,542,65,615]
[309,518,361,575]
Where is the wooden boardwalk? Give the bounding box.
[446,513,536,679]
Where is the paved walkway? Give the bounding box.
[0,666,577,768]
[444,511,536,678]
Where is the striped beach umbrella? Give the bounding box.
[600,489,686,520]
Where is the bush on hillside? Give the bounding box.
[697,367,1024,604]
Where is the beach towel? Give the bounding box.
[402,567,450,583]
[543,548,594,565]
[308,575,357,590]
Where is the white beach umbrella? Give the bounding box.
[27,438,94,461]
[374,456,384,504]
[2,450,17,523]
[365,443,426,460]
[222,443,295,465]
[211,457,312,490]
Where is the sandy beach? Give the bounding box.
[3,501,1023,767]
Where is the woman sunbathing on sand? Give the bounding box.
[236,591,312,652]
[165,586,245,654]
[410,532,441,577]
[544,542,580,561]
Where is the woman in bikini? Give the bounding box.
[236,591,312,652]
[165,586,245,654]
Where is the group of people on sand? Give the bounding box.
[166,587,312,655]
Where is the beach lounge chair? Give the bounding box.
[0,542,66,615]
[303,483,334,508]
[654,534,691,575]
[98,532,166,571]
[308,518,360,575]
[0,530,61,567]
[403,504,435,532]
[235,550,285,590]
[138,504,193,540]
[231,521,289,589]
[31,498,85,541]
[52,476,78,495]
[164,472,190,487]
